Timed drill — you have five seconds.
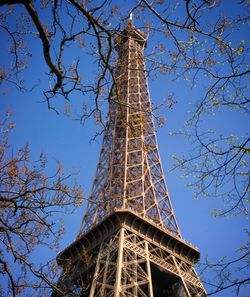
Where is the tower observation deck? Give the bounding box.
[53,20,208,297]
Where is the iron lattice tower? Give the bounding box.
[55,21,207,297]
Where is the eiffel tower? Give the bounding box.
[55,20,207,297]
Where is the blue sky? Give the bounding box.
[0,1,249,296]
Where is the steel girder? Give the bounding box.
[78,21,180,238]
[84,228,207,296]
[54,21,208,297]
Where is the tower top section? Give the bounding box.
[115,19,147,48]
[78,17,181,238]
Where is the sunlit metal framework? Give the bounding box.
[55,21,207,297]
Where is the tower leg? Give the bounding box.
[59,227,207,297]
[89,243,103,297]
[114,228,125,297]
[145,242,154,297]
[172,256,191,297]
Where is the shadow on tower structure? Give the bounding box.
[52,20,208,297]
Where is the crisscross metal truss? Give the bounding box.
[54,23,208,297]
[65,228,207,297]
[78,22,180,237]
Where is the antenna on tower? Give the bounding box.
[129,10,133,21]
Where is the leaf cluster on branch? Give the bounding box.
[0,111,84,296]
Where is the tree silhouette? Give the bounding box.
[0,111,84,296]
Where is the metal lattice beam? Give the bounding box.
[78,20,180,238]
[53,20,208,297]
